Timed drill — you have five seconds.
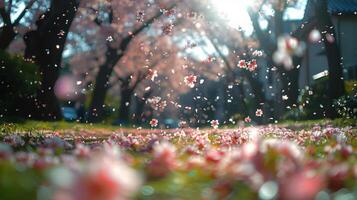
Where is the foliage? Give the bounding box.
[283,77,330,121]
[300,77,331,119]
[284,79,357,121]
[334,85,357,119]
[279,118,357,129]
[0,50,39,118]
[345,80,357,95]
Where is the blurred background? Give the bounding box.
[0,0,356,127]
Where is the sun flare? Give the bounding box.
[211,0,254,34]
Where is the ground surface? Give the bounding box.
[0,119,356,199]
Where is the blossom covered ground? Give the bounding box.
[0,122,356,200]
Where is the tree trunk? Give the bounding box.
[134,90,152,124]
[316,0,345,118]
[24,0,79,120]
[87,46,122,122]
[118,87,133,123]
[0,25,16,50]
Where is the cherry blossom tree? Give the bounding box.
[180,3,267,124]
[71,0,177,122]
[110,35,183,124]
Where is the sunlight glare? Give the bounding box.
[211,0,254,34]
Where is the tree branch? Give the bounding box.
[0,0,5,9]
[13,0,36,26]
[247,7,276,55]
[120,3,176,51]
[292,17,318,40]
[7,0,12,13]
[0,1,11,25]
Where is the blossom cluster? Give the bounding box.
[237,59,258,72]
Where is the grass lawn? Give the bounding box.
[0,119,356,199]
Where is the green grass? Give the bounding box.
[278,118,356,129]
[220,118,356,130]
[0,120,119,134]
[1,118,355,136]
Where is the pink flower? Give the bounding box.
[327,163,349,191]
[0,143,13,160]
[184,75,197,88]
[147,69,158,81]
[326,33,335,43]
[54,75,79,101]
[203,56,216,64]
[252,50,263,57]
[33,155,58,170]
[3,134,25,147]
[186,156,205,170]
[238,60,247,69]
[15,152,35,166]
[59,149,141,200]
[255,109,263,117]
[273,36,305,70]
[43,135,72,149]
[309,29,321,43]
[279,170,324,200]
[149,119,159,127]
[205,149,224,164]
[244,116,251,123]
[147,142,177,178]
[162,23,174,35]
[163,8,175,16]
[247,59,258,71]
[136,11,145,22]
[74,143,90,158]
[147,96,166,111]
[211,120,219,129]
[178,121,188,128]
